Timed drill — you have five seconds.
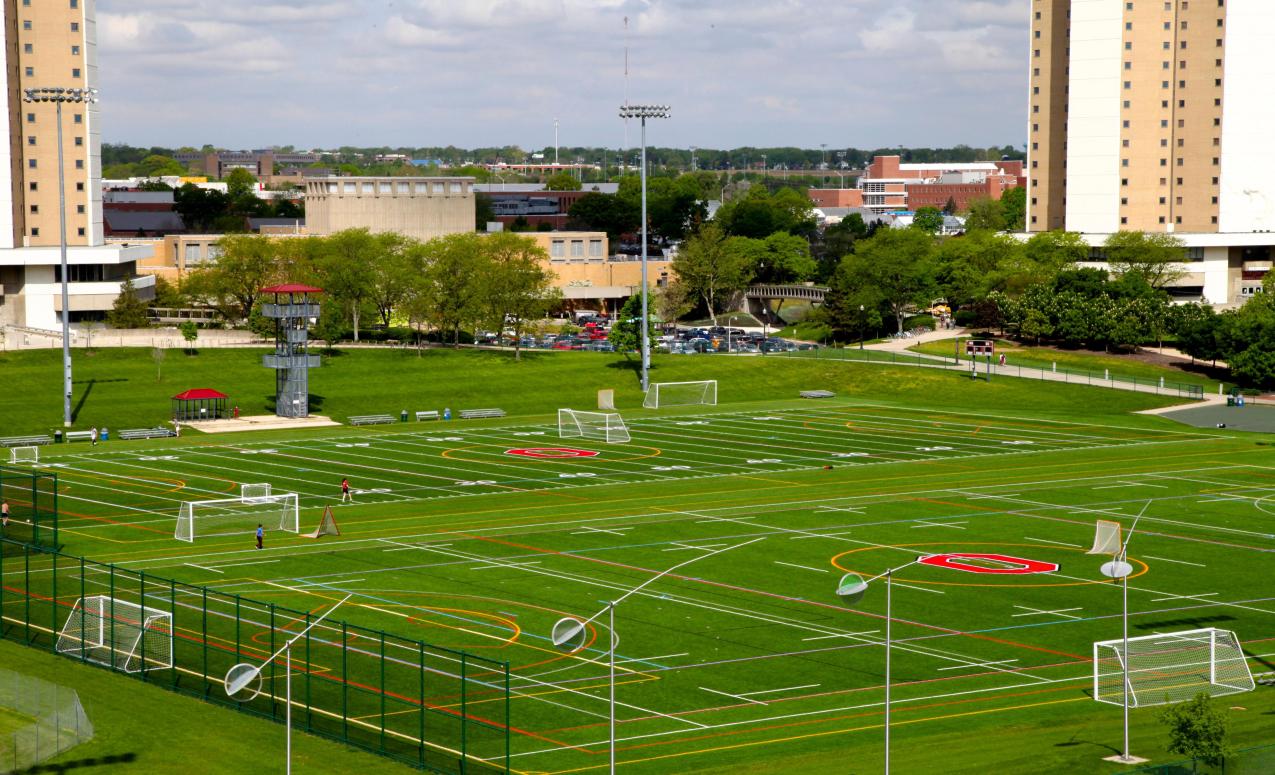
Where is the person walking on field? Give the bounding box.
[256,523,264,550]
[341,478,352,503]
[89,427,98,446]
[1,500,9,528]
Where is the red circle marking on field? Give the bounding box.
[505,447,600,459]
[919,553,1058,575]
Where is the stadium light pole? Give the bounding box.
[618,104,669,393]
[836,556,932,775]
[1098,502,1150,766]
[550,537,763,774]
[224,595,352,775]
[23,86,97,428]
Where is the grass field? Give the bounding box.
[5,369,1275,774]
[907,337,1223,392]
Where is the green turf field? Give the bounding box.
[5,380,1275,774]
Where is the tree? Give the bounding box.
[183,234,278,321]
[366,232,419,327]
[1173,303,1223,364]
[478,232,560,361]
[419,232,485,347]
[963,197,1006,231]
[655,281,695,324]
[1159,692,1232,772]
[1000,186,1026,231]
[106,278,151,328]
[942,196,958,215]
[934,230,1025,308]
[608,292,657,357]
[567,193,639,240]
[838,228,938,334]
[713,186,816,239]
[544,172,582,191]
[911,207,945,234]
[137,154,187,177]
[670,223,756,325]
[475,193,495,230]
[318,229,375,342]
[1104,231,1187,290]
[173,183,231,232]
[224,168,258,199]
[179,320,198,354]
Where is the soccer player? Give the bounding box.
[89,426,98,446]
[256,523,264,550]
[341,478,352,503]
[1,500,9,528]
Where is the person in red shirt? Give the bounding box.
[341,478,352,503]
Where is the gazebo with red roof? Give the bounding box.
[260,283,322,418]
[172,388,229,422]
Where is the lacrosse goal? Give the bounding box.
[642,380,717,409]
[559,409,630,444]
[56,595,173,673]
[175,493,299,542]
[1093,627,1254,707]
[304,506,341,538]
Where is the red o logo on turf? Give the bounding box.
[506,448,600,459]
[919,553,1058,575]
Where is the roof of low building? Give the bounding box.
[172,388,228,401]
[102,210,186,232]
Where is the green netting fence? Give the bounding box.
[0,466,58,555]
[0,539,509,773]
[1128,742,1275,774]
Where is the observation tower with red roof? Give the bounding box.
[260,284,322,418]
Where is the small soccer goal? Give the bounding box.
[240,482,272,503]
[1086,519,1123,556]
[8,446,38,465]
[1093,628,1255,707]
[642,380,717,409]
[175,493,300,542]
[56,595,173,673]
[559,409,630,444]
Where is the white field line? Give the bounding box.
[890,582,945,595]
[1011,606,1083,620]
[1145,556,1207,567]
[937,659,1020,672]
[1024,537,1084,548]
[910,520,967,530]
[183,563,223,573]
[737,683,821,697]
[699,686,766,705]
[1151,592,1219,602]
[802,630,880,641]
[773,561,830,574]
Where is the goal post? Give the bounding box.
[558,409,630,444]
[240,482,272,503]
[304,506,341,539]
[175,493,300,542]
[8,446,38,465]
[56,595,173,673]
[1093,628,1254,707]
[642,380,717,409]
[1087,520,1123,556]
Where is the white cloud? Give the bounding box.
[95,0,1029,149]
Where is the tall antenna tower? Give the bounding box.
[623,16,630,152]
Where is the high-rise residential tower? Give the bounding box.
[1027,1,1275,305]
[0,0,151,330]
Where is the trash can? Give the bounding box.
[54,430,63,444]
[400,409,409,423]
[443,408,452,421]
[101,428,109,441]
[1237,396,1246,407]
[1227,396,1235,407]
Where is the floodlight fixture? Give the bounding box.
[617,104,670,120]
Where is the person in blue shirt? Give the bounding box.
[256,523,264,550]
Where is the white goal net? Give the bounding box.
[56,595,173,673]
[8,446,38,465]
[175,493,300,542]
[1086,519,1123,556]
[240,482,272,503]
[559,409,630,444]
[1093,627,1254,707]
[643,380,717,409]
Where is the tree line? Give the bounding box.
[180,230,559,359]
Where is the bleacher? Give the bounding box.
[0,435,53,447]
[459,408,506,420]
[349,414,396,426]
[118,427,177,441]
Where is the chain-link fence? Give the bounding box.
[0,668,93,773]
[0,539,510,774]
[0,466,58,555]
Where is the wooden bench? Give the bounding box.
[349,414,396,426]
[459,408,506,420]
[415,410,440,422]
[65,430,94,443]
[0,435,53,447]
[118,427,177,441]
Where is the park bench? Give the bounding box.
[65,431,94,442]
[0,435,53,447]
[349,414,396,426]
[459,408,506,420]
[415,410,440,422]
[799,390,836,399]
[118,427,177,441]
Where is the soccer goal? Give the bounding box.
[559,409,630,444]
[1086,519,1123,556]
[642,380,717,409]
[8,446,38,465]
[1093,628,1255,707]
[55,595,173,673]
[240,482,272,504]
[175,493,300,542]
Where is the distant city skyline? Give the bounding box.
[97,0,1028,151]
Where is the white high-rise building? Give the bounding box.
[1027,0,1275,306]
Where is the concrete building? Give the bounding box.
[304,177,476,242]
[173,149,322,180]
[525,231,672,313]
[0,0,154,330]
[808,155,1024,215]
[1028,1,1275,306]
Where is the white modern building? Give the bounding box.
[1028,1,1275,306]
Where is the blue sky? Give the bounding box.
[97,0,1028,151]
